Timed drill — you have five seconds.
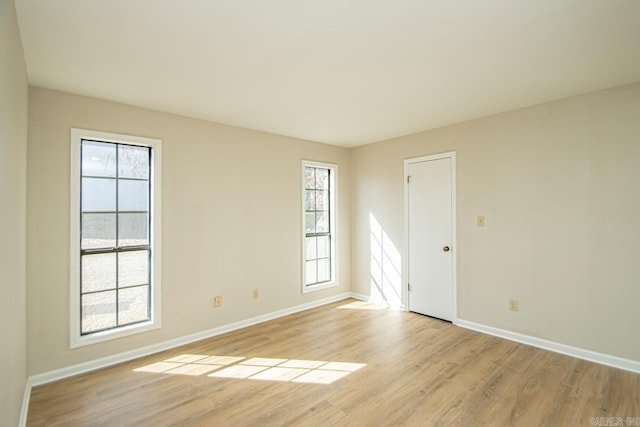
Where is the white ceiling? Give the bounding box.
[15,0,640,147]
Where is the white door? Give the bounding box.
[407,154,455,321]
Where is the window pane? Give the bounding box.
[305,190,315,211]
[302,163,335,289]
[304,167,315,189]
[118,145,149,179]
[305,212,315,234]
[317,258,330,282]
[316,212,329,233]
[82,178,116,212]
[82,253,116,293]
[118,286,149,325]
[305,260,317,285]
[82,290,116,333]
[305,237,317,261]
[118,251,149,287]
[82,213,116,249]
[316,168,329,189]
[118,179,149,212]
[75,135,158,340]
[317,235,330,258]
[118,213,149,246]
[316,190,328,210]
[82,141,116,177]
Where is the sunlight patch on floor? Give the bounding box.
[337,301,386,310]
[134,354,366,385]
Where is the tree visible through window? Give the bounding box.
[303,162,336,289]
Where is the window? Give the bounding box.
[302,161,337,292]
[70,129,161,348]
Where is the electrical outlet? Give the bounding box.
[252,288,259,299]
[509,299,519,312]
[477,216,485,227]
[213,296,222,308]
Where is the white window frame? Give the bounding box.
[70,128,162,348]
[301,160,338,293]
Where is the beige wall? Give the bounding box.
[352,83,640,361]
[22,61,640,382]
[27,87,351,375]
[0,0,29,424]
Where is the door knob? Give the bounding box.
[443,246,450,252]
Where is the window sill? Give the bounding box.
[70,320,160,349]
[302,281,337,294]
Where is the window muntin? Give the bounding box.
[302,161,337,291]
[80,140,152,334]
[70,128,161,348]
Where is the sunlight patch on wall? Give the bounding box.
[370,213,402,308]
[134,354,365,385]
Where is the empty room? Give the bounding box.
[2,0,640,425]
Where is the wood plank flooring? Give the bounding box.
[27,299,640,426]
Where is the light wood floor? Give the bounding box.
[28,299,640,426]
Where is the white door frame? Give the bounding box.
[403,151,457,322]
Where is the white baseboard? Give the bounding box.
[29,293,352,387]
[456,319,640,374]
[30,294,637,408]
[349,292,406,310]
[19,378,31,427]
[349,292,369,301]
